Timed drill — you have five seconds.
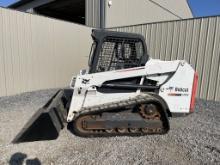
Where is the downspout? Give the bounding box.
[100,0,105,29]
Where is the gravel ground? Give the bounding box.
[0,89,219,165]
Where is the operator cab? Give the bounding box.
[89,29,149,73]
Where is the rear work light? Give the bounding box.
[190,72,198,112]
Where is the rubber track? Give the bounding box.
[70,94,170,137]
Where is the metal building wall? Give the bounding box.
[85,0,100,28]
[104,0,192,28]
[85,0,192,28]
[153,0,193,18]
[109,16,220,101]
[0,7,92,97]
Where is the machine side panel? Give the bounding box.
[159,62,195,113]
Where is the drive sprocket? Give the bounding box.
[139,104,161,120]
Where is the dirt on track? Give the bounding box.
[0,89,219,165]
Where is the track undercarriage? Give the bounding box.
[70,94,170,137]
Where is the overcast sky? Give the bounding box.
[0,0,220,17]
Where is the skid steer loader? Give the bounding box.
[13,29,198,143]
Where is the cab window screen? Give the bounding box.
[96,37,144,72]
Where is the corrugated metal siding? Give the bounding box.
[109,16,220,101]
[0,7,92,97]
[85,0,100,28]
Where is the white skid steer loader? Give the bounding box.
[13,29,198,143]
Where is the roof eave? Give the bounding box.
[8,0,34,8]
